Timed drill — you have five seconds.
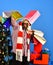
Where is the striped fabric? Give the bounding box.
[24,10,40,25]
[16,21,31,62]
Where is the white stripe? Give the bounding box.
[19,25,23,31]
[27,38,30,44]
[16,49,23,62]
[27,49,30,61]
[17,37,23,44]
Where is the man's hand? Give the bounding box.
[27,30,34,35]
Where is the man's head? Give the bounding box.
[22,19,31,30]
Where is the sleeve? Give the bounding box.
[12,24,19,53]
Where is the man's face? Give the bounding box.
[23,21,28,28]
[22,20,29,30]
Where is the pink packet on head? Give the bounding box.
[24,10,40,25]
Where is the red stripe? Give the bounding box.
[27,34,31,38]
[27,44,30,49]
[18,31,23,37]
[16,44,23,49]
[19,21,22,25]
[25,10,37,19]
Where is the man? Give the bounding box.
[16,19,31,62]
[12,10,42,65]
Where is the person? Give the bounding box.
[16,19,31,62]
[12,10,43,65]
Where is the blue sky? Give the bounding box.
[0,0,53,64]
